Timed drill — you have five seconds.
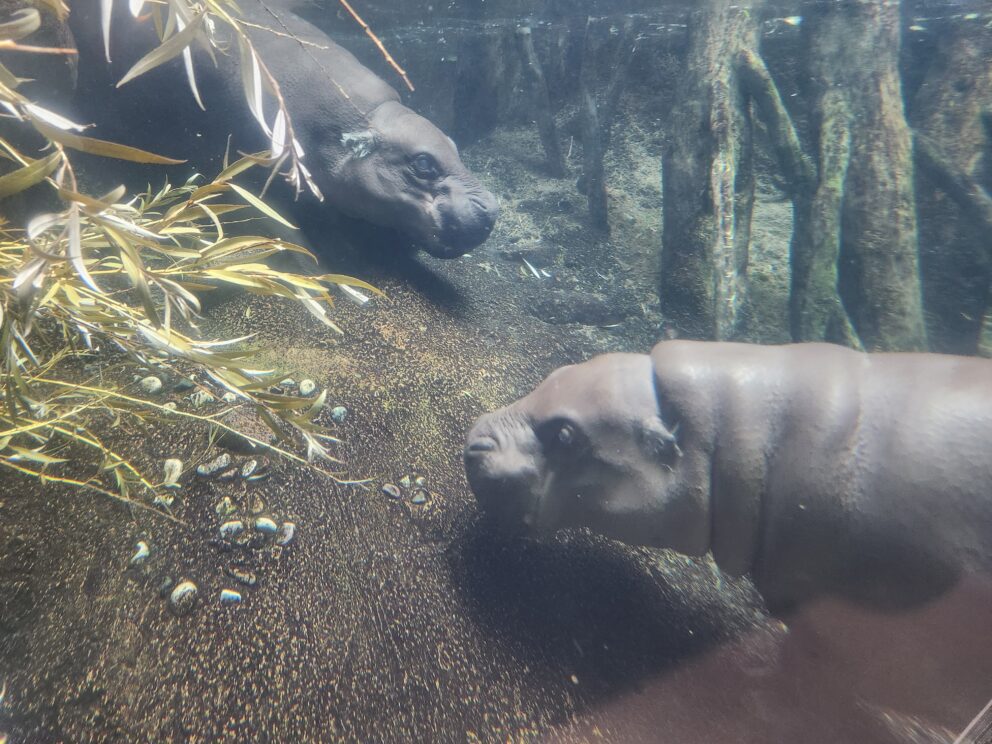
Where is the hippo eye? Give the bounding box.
[537,418,582,456]
[411,153,440,179]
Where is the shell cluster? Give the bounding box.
[381,473,433,506]
[195,453,270,484]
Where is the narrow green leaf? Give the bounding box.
[0,151,60,198]
[0,9,40,42]
[228,183,297,228]
[33,120,185,164]
[116,8,206,87]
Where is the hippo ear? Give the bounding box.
[638,416,682,461]
[340,129,379,158]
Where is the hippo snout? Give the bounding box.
[428,182,499,258]
[464,416,546,532]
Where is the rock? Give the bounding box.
[139,376,163,394]
[221,392,238,404]
[254,517,278,535]
[130,541,150,566]
[196,453,231,478]
[411,490,429,505]
[298,379,317,396]
[168,580,198,616]
[219,589,242,605]
[225,566,257,587]
[189,390,215,407]
[219,520,245,541]
[381,483,402,499]
[276,522,296,546]
[214,496,237,516]
[331,406,348,424]
[162,458,182,486]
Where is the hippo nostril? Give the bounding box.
[466,437,497,454]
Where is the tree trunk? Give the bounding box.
[911,22,992,353]
[799,0,926,351]
[660,0,758,340]
[516,26,566,179]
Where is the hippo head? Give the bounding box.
[333,101,499,258]
[464,353,709,555]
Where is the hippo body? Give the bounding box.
[67,0,498,258]
[465,341,992,610]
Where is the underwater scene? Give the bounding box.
[1,0,991,740]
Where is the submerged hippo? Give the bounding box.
[68,0,498,258]
[464,341,992,611]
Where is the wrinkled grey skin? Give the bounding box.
[465,341,992,610]
[68,0,498,258]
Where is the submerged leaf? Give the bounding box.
[33,120,185,164]
[237,34,269,135]
[271,109,286,159]
[228,183,296,228]
[24,103,88,132]
[100,0,112,61]
[116,8,206,88]
[176,14,205,111]
[0,9,41,42]
[0,151,60,199]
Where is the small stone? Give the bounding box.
[215,496,237,516]
[153,492,175,508]
[240,459,258,479]
[411,490,428,505]
[398,475,411,489]
[298,379,317,397]
[221,392,238,404]
[414,476,427,488]
[190,390,215,407]
[215,497,238,517]
[196,453,231,478]
[330,406,348,424]
[219,520,245,541]
[217,467,239,482]
[225,565,257,586]
[381,483,402,500]
[173,378,195,392]
[250,497,267,515]
[254,516,278,535]
[280,378,296,388]
[139,376,163,394]
[162,402,177,412]
[168,580,198,616]
[162,458,182,486]
[276,522,295,546]
[219,589,242,605]
[130,541,150,566]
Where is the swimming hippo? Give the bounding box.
[464,341,992,611]
[67,0,498,258]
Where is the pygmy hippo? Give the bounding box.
[68,0,498,258]
[464,340,992,611]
